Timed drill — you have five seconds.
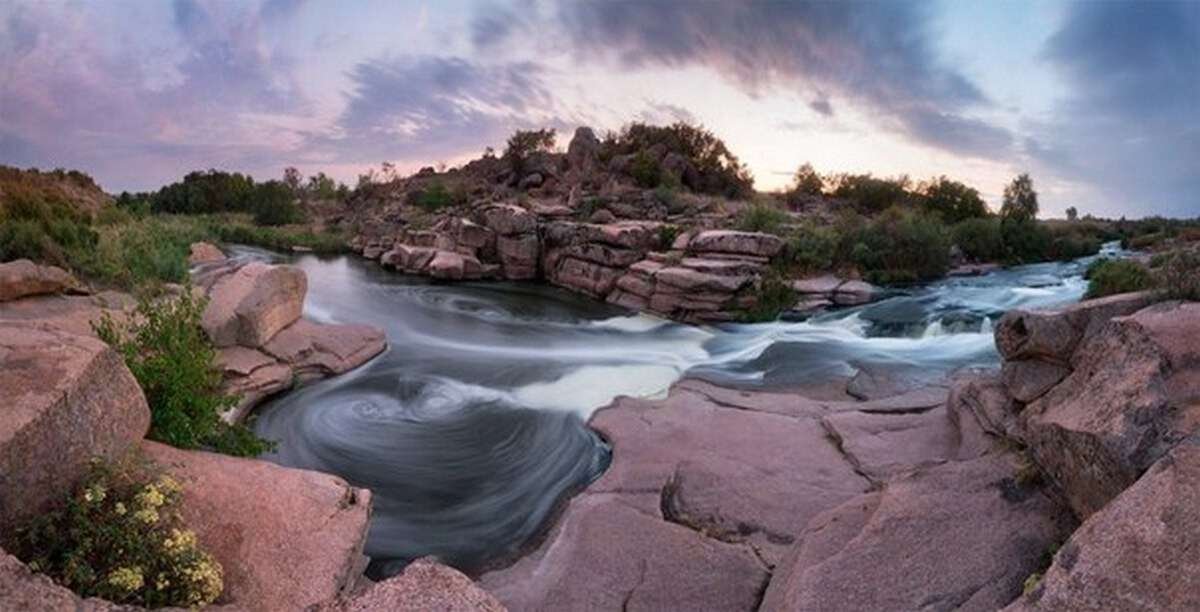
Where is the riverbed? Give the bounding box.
[241,244,1112,576]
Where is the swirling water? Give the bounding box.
[241,242,1118,575]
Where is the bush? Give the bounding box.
[658,224,681,249]
[829,174,912,214]
[782,224,840,273]
[93,290,272,457]
[848,206,951,283]
[251,181,304,226]
[953,217,1005,262]
[920,176,988,223]
[503,128,557,174]
[740,273,797,322]
[1157,249,1200,301]
[1085,259,1154,298]
[734,202,790,235]
[407,180,466,211]
[14,458,223,608]
[630,152,662,188]
[605,122,753,198]
[1000,217,1052,264]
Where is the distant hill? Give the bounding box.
[0,166,113,218]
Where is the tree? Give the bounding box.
[252,180,304,226]
[1066,206,1078,222]
[283,167,302,192]
[920,176,988,223]
[503,128,557,174]
[791,163,824,196]
[1001,173,1039,222]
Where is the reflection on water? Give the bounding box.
[242,242,1115,574]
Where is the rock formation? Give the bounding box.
[0,259,82,302]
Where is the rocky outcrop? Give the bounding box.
[321,558,504,612]
[1006,441,1200,612]
[0,549,139,611]
[202,262,307,348]
[144,441,372,612]
[0,323,150,533]
[188,241,226,265]
[995,291,1155,364]
[196,260,386,420]
[791,275,882,311]
[0,259,81,302]
[1020,301,1200,519]
[761,454,1075,612]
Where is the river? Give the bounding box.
[239,243,1118,576]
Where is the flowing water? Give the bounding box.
[241,242,1120,576]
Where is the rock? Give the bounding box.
[655,266,751,294]
[479,495,768,612]
[820,406,966,483]
[426,250,484,280]
[660,152,699,189]
[947,372,1022,442]
[517,172,544,190]
[496,234,540,280]
[188,242,226,265]
[588,386,870,565]
[761,454,1075,612]
[382,245,438,272]
[1022,301,1200,519]
[1005,442,1200,612]
[323,558,504,612]
[832,279,879,306]
[588,208,616,224]
[1001,359,1071,403]
[202,262,307,348]
[845,364,927,401]
[550,257,623,297]
[0,549,135,611]
[0,323,150,532]
[480,204,536,236]
[362,244,385,260]
[580,223,661,251]
[262,319,386,384]
[0,259,80,302]
[948,262,1002,277]
[566,126,601,175]
[0,291,135,337]
[455,219,494,250]
[791,275,843,295]
[994,291,1156,364]
[143,441,372,612]
[564,243,643,268]
[679,257,764,277]
[689,230,784,258]
[216,346,293,421]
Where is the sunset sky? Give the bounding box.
[1,0,1197,218]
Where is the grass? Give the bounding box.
[1085,258,1154,298]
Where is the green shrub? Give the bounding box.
[782,224,840,273]
[658,224,681,249]
[920,176,988,223]
[1157,249,1200,301]
[13,458,223,608]
[251,181,304,226]
[953,217,1005,262]
[740,273,797,322]
[93,290,272,457]
[604,122,754,198]
[503,128,557,174]
[1000,217,1053,264]
[829,173,912,214]
[734,202,790,235]
[407,180,465,211]
[1085,259,1154,298]
[848,206,951,283]
[206,218,346,254]
[630,152,662,188]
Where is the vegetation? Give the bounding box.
[503,128,557,175]
[13,458,223,608]
[919,176,988,224]
[828,173,913,214]
[741,273,797,322]
[1085,259,1154,298]
[846,207,952,284]
[1157,249,1200,301]
[781,223,840,274]
[790,163,824,197]
[93,290,273,457]
[406,180,467,211]
[604,122,754,198]
[953,217,1006,262]
[734,201,791,235]
[630,151,663,188]
[1001,173,1039,222]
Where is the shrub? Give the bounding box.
[791,163,824,196]
[953,217,1005,262]
[1001,173,1039,222]
[503,128,557,174]
[1085,259,1154,298]
[829,173,912,214]
[782,224,840,273]
[734,201,790,235]
[658,224,681,249]
[93,290,272,457]
[1157,249,1200,301]
[740,273,797,322]
[630,151,662,188]
[1000,217,1052,264]
[848,206,951,283]
[14,458,223,608]
[251,181,304,226]
[605,122,754,198]
[920,176,988,223]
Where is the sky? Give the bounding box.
[1,0,1197,219]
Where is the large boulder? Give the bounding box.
[480,204,536,236]
[0,323,150,532]
[761,453,1075,612]
[566,126,601,176]
[994,291,1155,364]
[143,441,372,612]
[1006,442,1200,612]
[688,230,784,258]
[479,495,768,612]
[0,549,136,611]
[188,242,226,265]
[0,259,80,302]
[202,262,307,348]
[0,290,135,337]
[497,234,540,280]
[1021,301,1200,519]
[262,319,386,384]
[322,558,504,612]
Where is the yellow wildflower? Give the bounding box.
[157,475,183,495]
[136,485,166,509]
[114,502,127,515]
[133,507,159,525]
[107,566,144,593]
[182,557,223,605]
[82,484,107,504]
[163,528,199,555]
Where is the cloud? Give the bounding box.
[315,55,563,166]
[531,1,1010,158]
[1032,1,1200,217]
[808,95,833,117]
